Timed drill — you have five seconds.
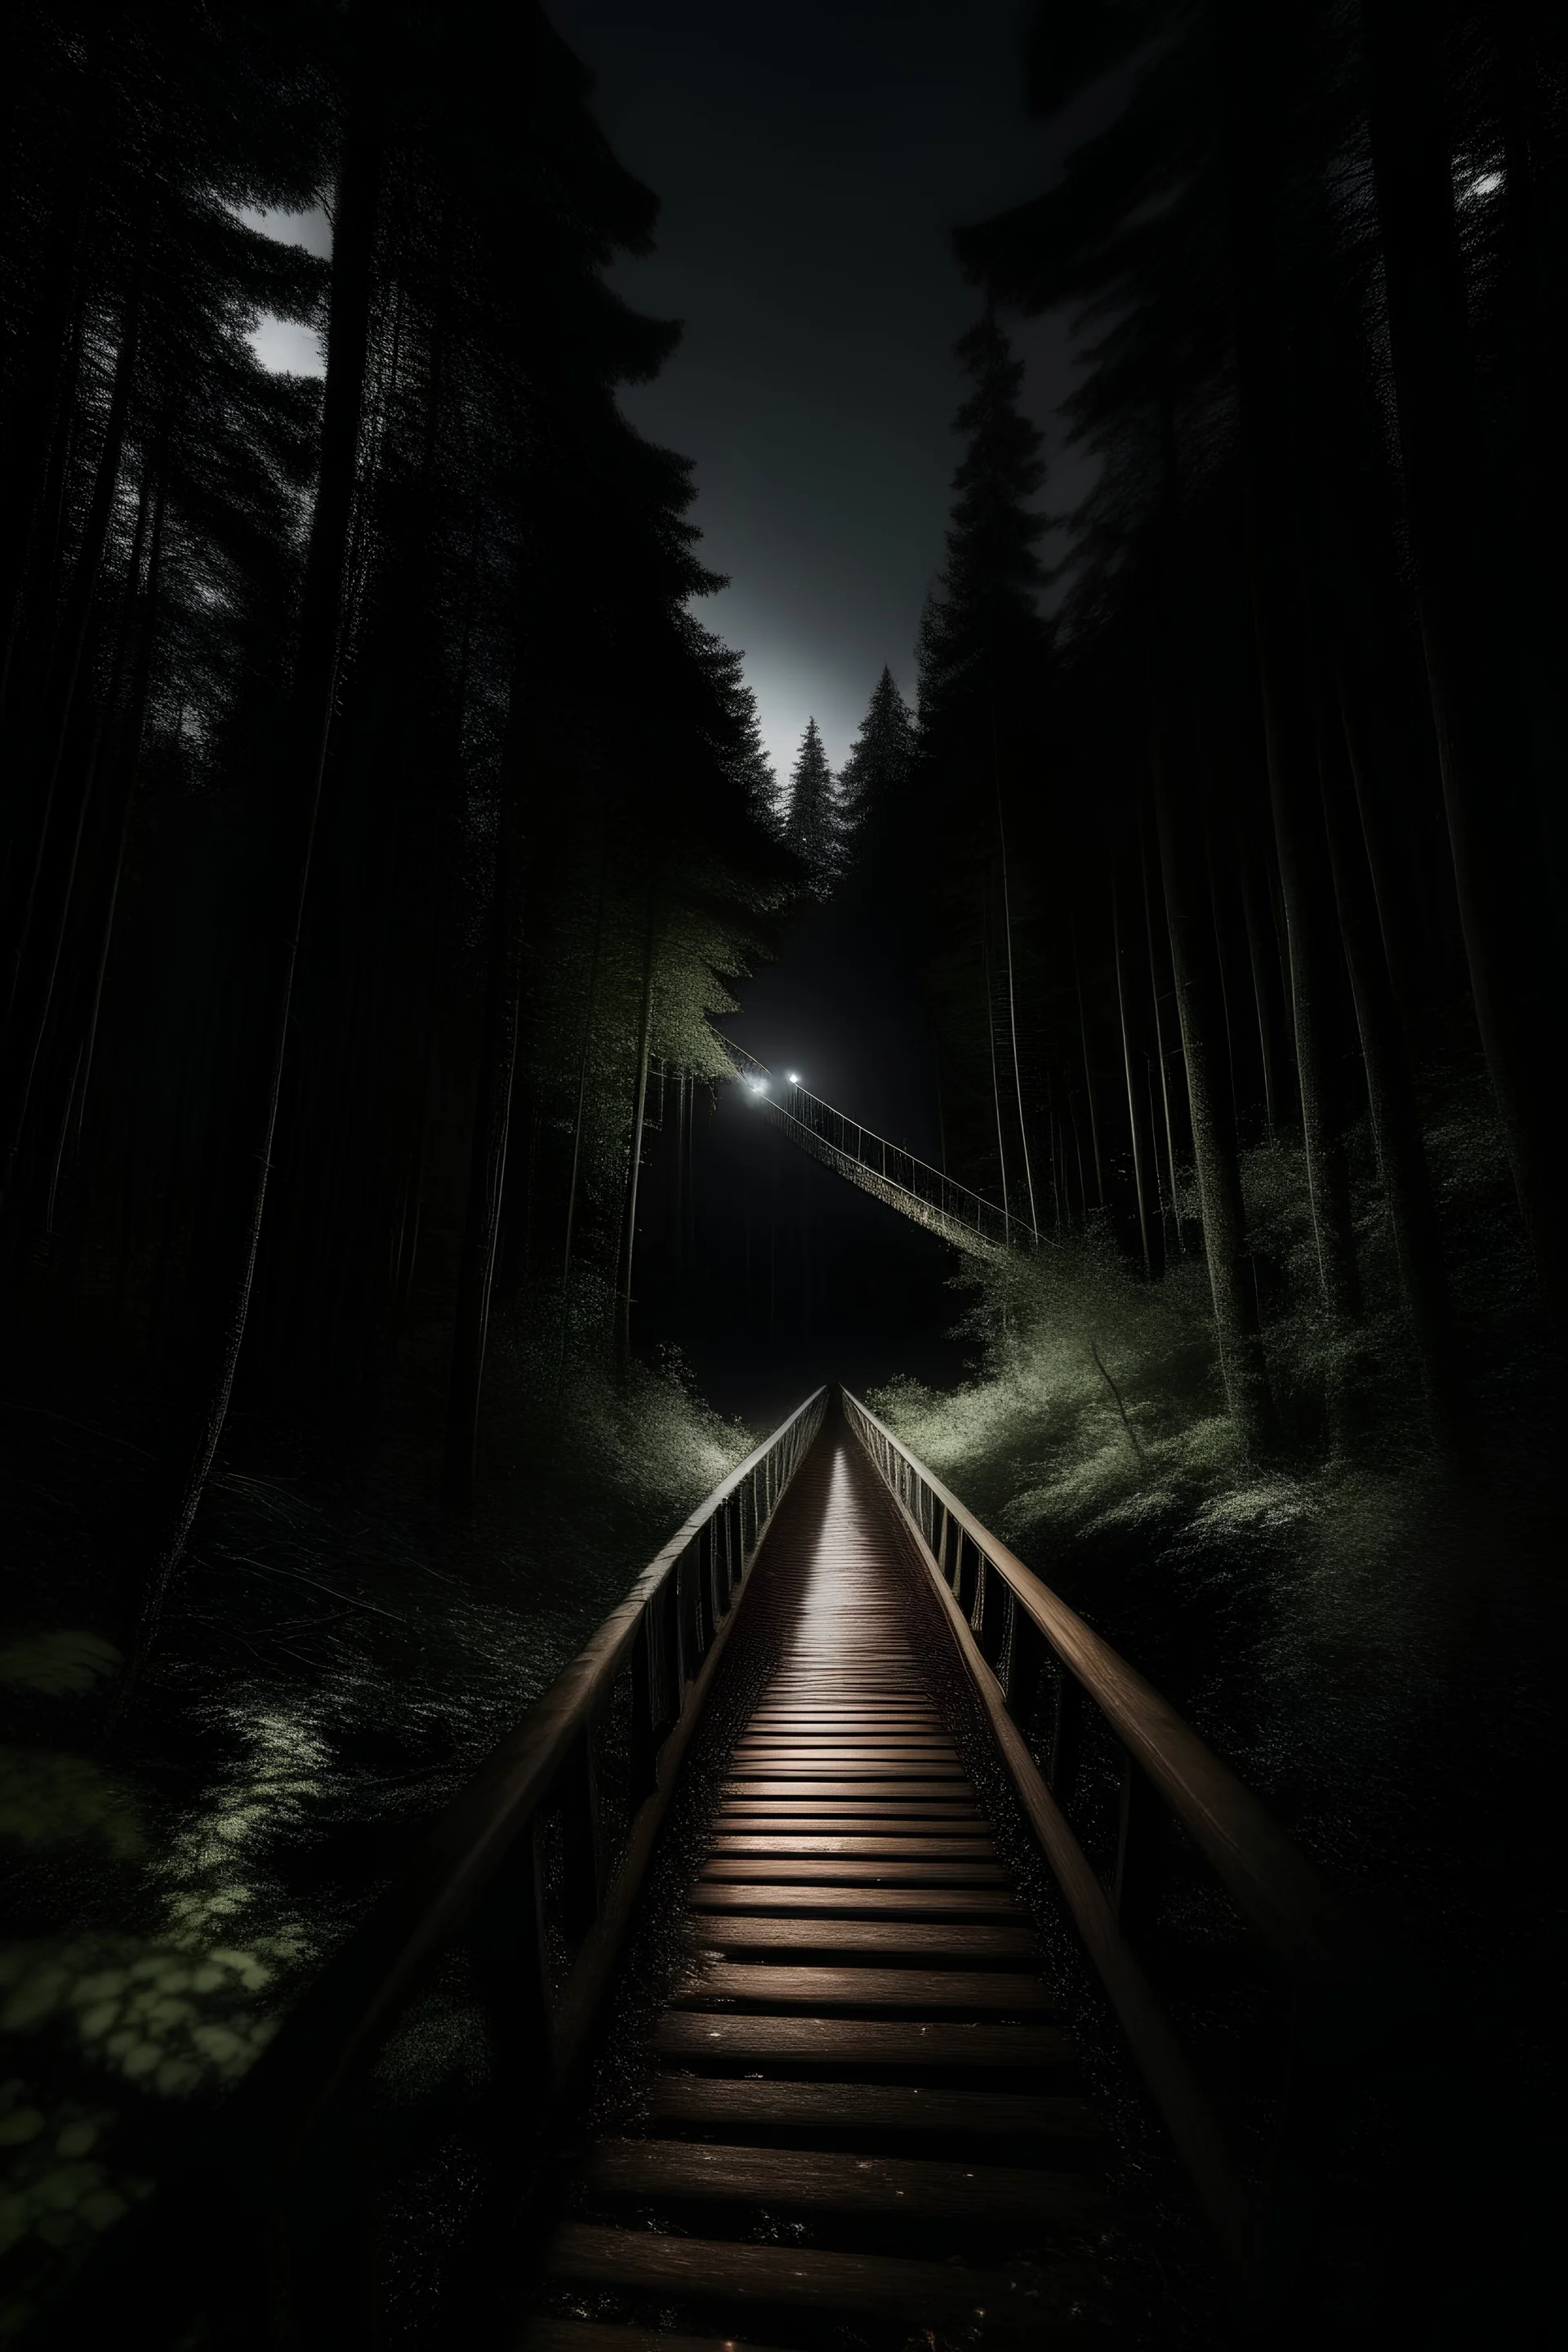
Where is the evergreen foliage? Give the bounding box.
[0,2,793,1629]
[783,714,840,895]
[837,664,915,835]
[845,0,1568,1472]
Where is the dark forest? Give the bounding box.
[1,5,1562,2348]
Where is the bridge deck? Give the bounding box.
[529,1428,1112,2349]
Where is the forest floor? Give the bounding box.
[0,1335,752,2328]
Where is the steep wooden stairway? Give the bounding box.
[531,1434,1109,2345]
[31,1387,1364,2350]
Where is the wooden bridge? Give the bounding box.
[39,1388,1367,2348]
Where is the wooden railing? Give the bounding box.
[843,1387,1367,2314]
[33,1388,828,2346]
[721,1039,1013,1258]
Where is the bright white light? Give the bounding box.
[787,1071,801,1085]
[1465,170,1503,201]
[747,1077,768,1094]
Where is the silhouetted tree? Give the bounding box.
[785,715,839,894]
[839,664,915,836]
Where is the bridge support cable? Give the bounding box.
[721,1041,1018,1259]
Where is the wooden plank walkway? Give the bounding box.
[528,1429,1113,2349]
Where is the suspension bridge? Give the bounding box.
[42,1390,1367,2350]
[720,1041,1027,1259]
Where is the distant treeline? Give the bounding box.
[0,3,791,1658]
[840,0,1566,1456]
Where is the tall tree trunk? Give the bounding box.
[1361,0,1566,1308]
[0,57,100,733]
[1216,5,1365,1389]
[444,668,532,1506]
[1,440,158,1216]
[991,722,1038,1235]
[4,253,144,1045]
[555,855,608,1398]
[1239,838,1283,1139]
[1112,871,1153,1276]
[1155,718,1280,1455]
[1252,586,1365,1351]
[1070,909,1105,1209]
[981,885,1013,1239]
[614,900,657,1365]
[119,113,383,1675]
[68,470,165,1174]
[1321,670,1462,1442]
[1141,804,1185,1257]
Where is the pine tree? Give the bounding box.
[839,664,915,837]
[918,314,1048,747]
[785,715,839,895]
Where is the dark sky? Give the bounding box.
[546,0,1096,784]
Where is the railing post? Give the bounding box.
[677,1536,705,1680]
[629,1611,662,1797]
[702,1516,724,1624]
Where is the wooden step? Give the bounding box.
[650,2075,1105,2140]
[677,1962,1052,2010]
[688,1882,1022,1919]
[706,1837,995,1860]
[656,2015,1076,2069]
[724,1779,976,1800]
[697,1859,1009,1885]
[581,2138,1109,2225]
[722,1764,969,1781]
[683,1916,1037,1959]
[544,2223,1058,2327]
[714,1809,984,1828]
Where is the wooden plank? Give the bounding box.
[723,1780,972,1800]
[719,1806,987,1824]
[715,1806,982,1824]
[697,1860,1008,1885]
[745,1719,942,1731]
[746,1712,943,1726]
[683,1916,1037,1959]
[648,2078,1105,2140]
[687,1883,1022,1919]
[581,2139,1109,2225]
[544,2224,1058,2325]
[733,1744,959,1760]
[656,2015,1074,2068]
[705,1836,994,1858]
[677,1962,1052,2008]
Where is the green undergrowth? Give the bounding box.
[0,1307,751,2322]
[868,1094,1561,1896]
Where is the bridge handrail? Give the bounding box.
[33,1388,830,2342]
[842,1388,1357,1986]
[719,1038,1019,1255]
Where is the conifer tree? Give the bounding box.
[839,664,915,837]
[785,715,839,895]
[918,314,1048,745]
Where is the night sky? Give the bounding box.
[546,0,1101,779]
